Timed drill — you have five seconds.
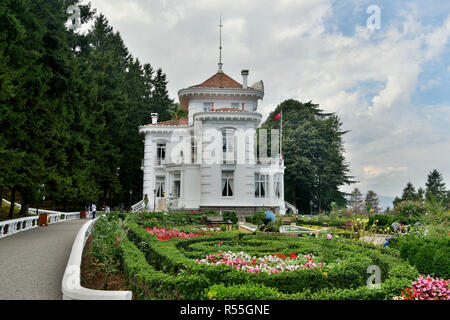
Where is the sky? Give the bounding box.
[81,0,450,206]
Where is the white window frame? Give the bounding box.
[255,173,269,198]
[156,143,166,166]
[222,171,234,198]
[156,176,165,198]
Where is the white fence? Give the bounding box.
[61,217,132,300]
[1,199,80,239]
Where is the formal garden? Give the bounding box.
[81,201,449,300]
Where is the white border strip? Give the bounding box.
[61,218,132,300]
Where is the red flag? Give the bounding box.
[273,112,281,122]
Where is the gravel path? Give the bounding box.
[0,219,87,300]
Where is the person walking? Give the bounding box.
[91,203,97,219]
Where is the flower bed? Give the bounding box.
[394,275,449,300]
[145,227,207,241]
[123,221,421,300]
[195,251,322,274]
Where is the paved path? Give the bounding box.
[0,219,87,300]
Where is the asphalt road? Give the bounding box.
[0,219,86,300]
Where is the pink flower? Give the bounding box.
[327,234,332,240]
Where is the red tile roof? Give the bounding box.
[148,117,189,127]
[190,72,243,89]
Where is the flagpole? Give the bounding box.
[280,108,283,157]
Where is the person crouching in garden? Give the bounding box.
[260,207,276,231]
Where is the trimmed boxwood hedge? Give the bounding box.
[123,221,419,299]
[389,236,450,278]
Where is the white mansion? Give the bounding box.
[138,67,287,216]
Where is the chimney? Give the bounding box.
[241,69,249,89]
[211,102,215,111]
[151,113,159,124]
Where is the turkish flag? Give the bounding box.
[273,112,281,122]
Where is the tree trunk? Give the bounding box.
[0,187,3,208]
[8,189,16,219]
[19,190,30,217]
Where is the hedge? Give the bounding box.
[120,236,209,299]
[125,221,419,298]
[389,236,450,278]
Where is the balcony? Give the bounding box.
[257,157,284,167]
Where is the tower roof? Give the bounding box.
[189,72,246,89]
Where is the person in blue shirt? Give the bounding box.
[260,207,276,231]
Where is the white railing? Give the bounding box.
[285,201,299,215]
[1,198,81,238]
[62,218,132,300]
[131,200,144,213]
[0,216,40,239]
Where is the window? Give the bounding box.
[156,177,165,197]
[274,174,282,198]
[231,103,240,109]
[222,128,235,163]
[222,128,235,153]
[156,143,166,165]
[255,173,268,198]
[173,173,181,198]
[222,171,234,197]
[203,102,212,111]
[191,138,197,163]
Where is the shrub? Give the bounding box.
[222,211,238,224]
[393,200,425,218]
[390,236,450,278]
[246,211,266,226]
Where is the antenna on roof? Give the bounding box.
[218,14,223,73]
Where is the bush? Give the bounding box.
[390,236,450,278]
[393,201,425,218]
[246,211,266,226]
[222,211,238,224]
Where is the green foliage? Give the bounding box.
[295,215,348,228]
[393,200,425,218]
[124,219,417,299]
[222,211,238,224]
[89,215,125,289]
[0,1,175,211]
[260,100,354,214]
[390,236,450,278]
[246,211,266,226]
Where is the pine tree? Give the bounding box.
[425,169,447,202]
[364,190,380,215]
[348,188,364,215]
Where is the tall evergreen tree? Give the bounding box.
[348,188,364,215]
[364,190,380,215]
[261,100,353,213]
[425,169,446,202]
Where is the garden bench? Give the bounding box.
[206,216,226,225]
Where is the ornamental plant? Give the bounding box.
[195,251,323,274]
[394,275,450,300]
[145,227,207,241]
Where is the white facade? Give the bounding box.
[138,70,285,215]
